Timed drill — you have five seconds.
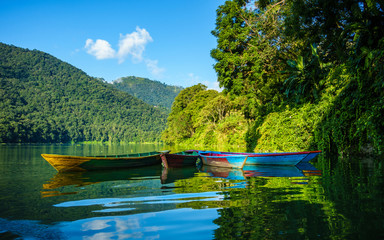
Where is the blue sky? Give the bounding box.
[0,0,225,90]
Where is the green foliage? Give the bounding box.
[253,103,325,152]
[210,0,288,118]
[284,44,330,104]
[195,95,232,127]
[162,84,248,148]
[160,0,384,157]
[162,84,217,144]
[0,43,167,143]
[314,63,384,155]
[112,76,183,112]
[206,0,384,156]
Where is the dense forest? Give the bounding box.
[162,0,384,156]
[162,84,249,149]
[112,76,183,112]
[0,43,167,143]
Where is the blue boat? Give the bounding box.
[204,150,321,166]
[299,151,322,162]
[198,151,248,169]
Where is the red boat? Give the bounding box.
[160,151,200,168]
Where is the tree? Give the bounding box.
[211,0,293,118]
[195,95,232,127]
[161,84,219,144]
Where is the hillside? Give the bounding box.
[112,76,183,110]
[0,43,167,143]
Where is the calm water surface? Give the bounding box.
[0,144,383,239]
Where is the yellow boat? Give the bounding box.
[41,151,168,172]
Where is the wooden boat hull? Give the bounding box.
[207,150,321,166]
[199,152,248,169]
[160,151,200,168]
[245,151,321,165]
[41,151,163,172]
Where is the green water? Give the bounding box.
[0,144,383,239]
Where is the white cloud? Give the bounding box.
[145,59,165,78]
[84,27,164,78]
[117,27,153,63]
[84,39,116,60]
[84,27,152,63]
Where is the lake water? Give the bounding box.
[0,144,383,239]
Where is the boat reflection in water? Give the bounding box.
[41,165,163,197]
[42,165,201,197]
[295,162,322,176]
[199,162,321,180]
[160,166,198,184]
[42,162,321,197]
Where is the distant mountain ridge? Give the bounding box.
[112,76,183,110]
[0,42,167,143]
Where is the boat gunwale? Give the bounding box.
[41,151,162,161]
[162,151,200,157]
[247,150,322,157]
[199,151,248,169]
[209,150,322,158]
[199,151,249,158]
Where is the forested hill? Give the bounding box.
[112,76,183,110]
[0,43,167,143]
